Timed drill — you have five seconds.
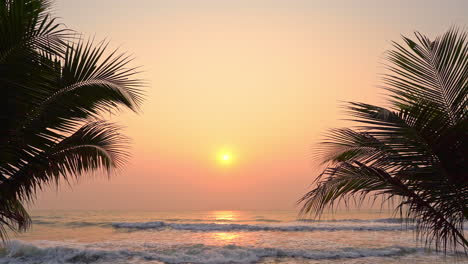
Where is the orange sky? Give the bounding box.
[34,0,468,210]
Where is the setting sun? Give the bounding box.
[217,151,233,165]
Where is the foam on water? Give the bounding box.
[296,218,408,223]
[12,212,468,263]
[32,218,283,227]
[111,220,412,232]
[0,240,424,264]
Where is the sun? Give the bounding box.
[217,151,233,165]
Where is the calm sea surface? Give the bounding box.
[0,210,467,263]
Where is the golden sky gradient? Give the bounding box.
[34,0,468,210]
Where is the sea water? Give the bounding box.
[0,210,467,263]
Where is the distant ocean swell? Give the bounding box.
[33,220,110,228]
[0,240,423,264]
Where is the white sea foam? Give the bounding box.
[110,221,412,232]
[0,240,424,264]
[33,217,411,226]
[296,218,408,223]
[32,218,282,227]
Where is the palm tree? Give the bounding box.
[0,0,144,240]
[299,28,467,253]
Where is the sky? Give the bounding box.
[34,0,468,211]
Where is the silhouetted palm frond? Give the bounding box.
[300,27,468,253]
[0,0,144,242]
[2,121,130,203]
[0,197,30,241]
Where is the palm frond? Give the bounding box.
[0,0,70,62]
[299,159,468,251]
[0,197,30,242]
[299,162,392,217]
[0,0,144,244]
[0,38,144,185]
[1,121,129,202]
[384,27,468,123]
[301,28,468,253]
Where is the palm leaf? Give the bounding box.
[384,27,468,123]
[0,197,30,241]
[1,38,144,184]
[0,0,144,243]
[1,121,129,203]
[300,28,468,253]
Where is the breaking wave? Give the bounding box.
[32,217,419,232]
[32,218,283,227]
[111,221,412,232]
[296,218,409,223]
[0,240,423,264]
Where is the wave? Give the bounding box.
[0,240,424,264]
[296,218,409,224]
[31,220,57,225]
[64,221,111,228]
[32,220,112,228]
[111,221,412,232]
[153,218,282,223]
[32,219,283,229]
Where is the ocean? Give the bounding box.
[0,210,467,264]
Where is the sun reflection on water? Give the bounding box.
[211,211,238,222]
[212,232,240,242]
[208,211,243,244]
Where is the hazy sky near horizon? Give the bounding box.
[35,0,468,211]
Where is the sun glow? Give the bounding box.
[217,150,233,165]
